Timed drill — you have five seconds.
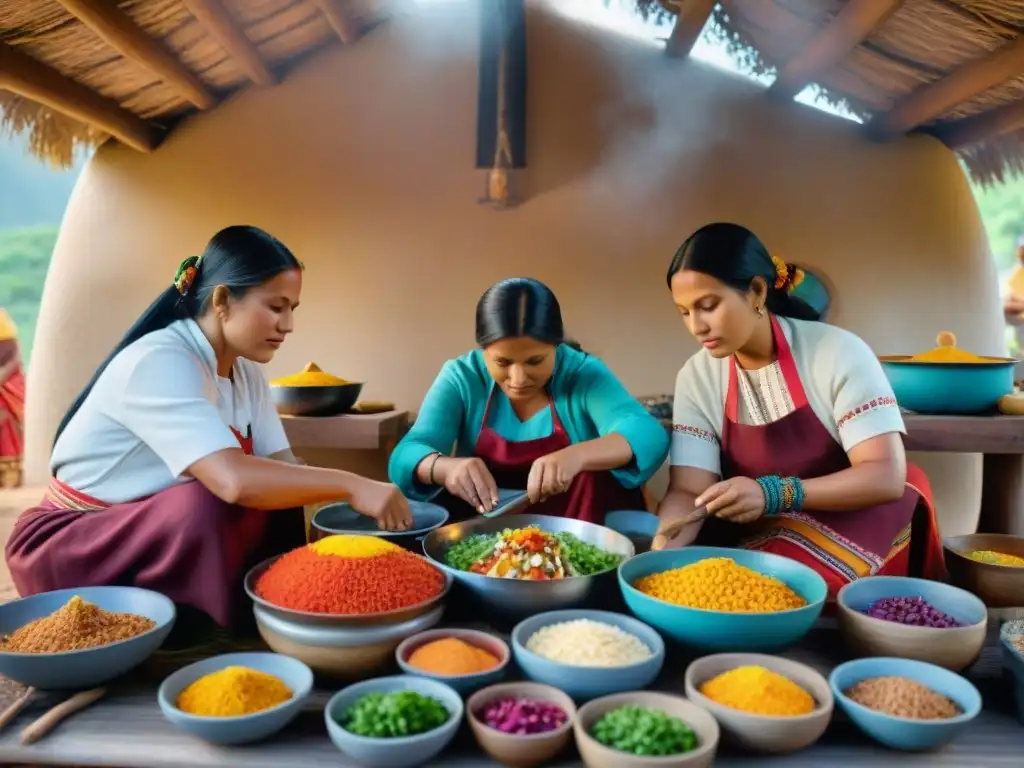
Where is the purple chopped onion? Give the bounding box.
[860,596,963,628]
[478,697,568,735]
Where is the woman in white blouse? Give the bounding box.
[6,225,411,630]
[653,222,945,598]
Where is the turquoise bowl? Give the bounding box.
[829,657,981,751]
[1000,620,1024,725]
[0,586,176,689]
[511,609,665,702]
[879,357,1015,414]
[158,652,313,745]
[618,547,827,651]
[324,675,463,768]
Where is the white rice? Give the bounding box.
[525,619,653,667]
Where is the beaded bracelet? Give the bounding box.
[755,475,805,516]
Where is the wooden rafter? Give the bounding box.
[182,0,276,87]
[313,0,364,45]
[768,0,905,101]
[56,0,216,110]
[929,98,1024,149]
[665,0,716,59]
[868,36,1024,141]
[0,42,160,152]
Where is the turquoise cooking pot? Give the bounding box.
[879,356,1016,414]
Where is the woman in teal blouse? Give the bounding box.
[388,278,669,523]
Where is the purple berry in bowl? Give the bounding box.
[860,596,964,628]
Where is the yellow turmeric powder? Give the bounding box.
[700,665,815,716]
[176,666,292,717]
[407,637,501,676]
[908,332,987,363]
[271,362,350,387]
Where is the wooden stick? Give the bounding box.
[0,687,35,733]
[20,688,105,745]
[182,0,277,87]
[665,0,716,59]
[656,507,709,541]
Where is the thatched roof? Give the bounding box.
[0,0,378,167]
[643,0,1024,186]
[4,1,1024,185]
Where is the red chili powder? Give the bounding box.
[255,549,446,614]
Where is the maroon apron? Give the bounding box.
[473,386,645,525]
[698,315,944,600]
[5,425,305,627]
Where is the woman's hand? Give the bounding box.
[441,457,499,513]
[527,448,583,503]
[695,476,766,524]
[348,478,413,531]
[1005,295,1024,325]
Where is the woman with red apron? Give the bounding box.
[0,309,25,489]
[653,223,944,599]
[6,226,411,628]
[388,278,669,524]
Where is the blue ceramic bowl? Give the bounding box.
[1000,620,1024,725]
[618,547,827,652]
[0,586,176,689]
[604,510,659,553]
[396,628,510,695]
[324,675,464,768]
[158,652,313,745]
[511,609,665,702]
[313,499,449,539]
[879,357,1015,414]
[829,657,981,751]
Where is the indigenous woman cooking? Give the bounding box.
[653,223,944,598]
[388,278,669,523]
[0,309,25,488]
[6,225,411,628]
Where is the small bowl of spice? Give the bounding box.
[574,691,719,767]
[324,675,463,768]
[836,576,987,671]
[511,609,665,702]
[829,656,982,751]
[0,586,175,689]
[683,653,832,754]
[158,652,313,745]
[466,681,577,767]
[396,628,510,694]
[944,532,1024,608]
[270,362,363,417]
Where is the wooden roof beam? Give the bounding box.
[0,42,160,153]
[56,0,216,110]
[183,0,277,87]
[313,0,364,45]
[868,36,1024,141]
[768,0,905,101]
[929,98,1024,149]
[665,0,716,59]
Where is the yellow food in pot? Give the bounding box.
[907,332,987,363]
[271,362,350,387]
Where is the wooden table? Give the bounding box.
[0,619,1018,767]
[902,414,1024,536]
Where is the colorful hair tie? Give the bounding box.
[769,254,805,293]
[173,255,201,296]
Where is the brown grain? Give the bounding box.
[844,676,961,720]
[0,596,155,653]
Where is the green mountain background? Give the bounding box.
[1,136,1023,365]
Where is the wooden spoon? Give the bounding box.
[0,686,35,733]
[654,506,709,543]
[20,687,106,745]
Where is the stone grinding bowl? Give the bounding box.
[271,382,363,417]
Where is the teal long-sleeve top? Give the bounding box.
[388,345,670,501]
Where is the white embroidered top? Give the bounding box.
[670,316,903,476]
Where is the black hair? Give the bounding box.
[55,225,302,443]
[475,278,566,346]
[666,222,824,322]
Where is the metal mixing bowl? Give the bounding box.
[244,554,452,627]
[271,382,364,417]
[421,514,634,616]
